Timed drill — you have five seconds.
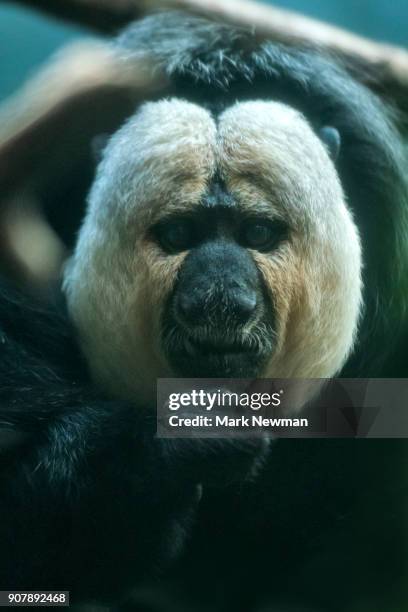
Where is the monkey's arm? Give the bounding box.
[0,281,201,599]
[0,279,265,600]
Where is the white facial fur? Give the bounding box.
[63,98,362,407]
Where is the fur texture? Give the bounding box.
[0,279,266,598]
[118,12,408,377]
[1,11,408,609]
[64,99,362,407]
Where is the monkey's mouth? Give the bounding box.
[162,327,274,378]
[184,336,253,357]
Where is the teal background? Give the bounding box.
[0,1,407,102]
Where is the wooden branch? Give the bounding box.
[0,40,167,286]
[11,0,408,118]
[0,195,66,288]
[2,0,407,286]
[0,39,166,202]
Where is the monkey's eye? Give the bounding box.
[154,219,196,254]
[240,219,287,252]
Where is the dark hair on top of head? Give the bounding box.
[117,10,408,376]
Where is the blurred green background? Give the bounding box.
[0,0,407,102]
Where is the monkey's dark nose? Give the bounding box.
[174,240,261,328]
[230,290,258,323]
[177,288,257,326]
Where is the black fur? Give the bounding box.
[119,11,408,377]
[0,279,266,601]
[1,11,408,610]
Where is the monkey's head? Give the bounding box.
[63,99,362,406]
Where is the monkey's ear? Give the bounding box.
[318,126,341,161]
[91,133,111,164]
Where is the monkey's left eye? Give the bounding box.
[154,219,196,254]
[240,220,287,251]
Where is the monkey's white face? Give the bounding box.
[63,99,362,407]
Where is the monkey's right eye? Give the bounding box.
[153,219,196,254]
[239,218,288,252]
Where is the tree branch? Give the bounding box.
[0,40,165,200]
[0,40,167,286]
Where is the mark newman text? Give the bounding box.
[168,415,309,428]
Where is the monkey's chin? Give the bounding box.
[168,350,266,379]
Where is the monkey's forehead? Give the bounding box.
[92,98,342,222]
